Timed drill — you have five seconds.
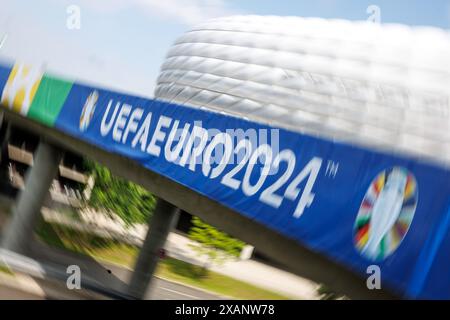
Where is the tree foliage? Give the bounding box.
[188,216,246,269]
[85,161,156,226]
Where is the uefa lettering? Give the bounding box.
[98,98,319,219]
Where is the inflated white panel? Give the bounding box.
[155,16,450,165]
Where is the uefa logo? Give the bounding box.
[353,167,418,261]
[79,90,99,132]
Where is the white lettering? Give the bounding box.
[202,133,233,179]
[132,112,152,151]
[179,126,208,170]
[147,116,172,156]
[112,104,132,142]
[165,120,191,163]
[100,100,120,136]
[122,108,143,144]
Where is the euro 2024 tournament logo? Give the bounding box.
[353,167,418,261]
[79,90,99,132]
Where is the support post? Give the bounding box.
[0,114,10,164]
[128,198,179,299]
[1,141,62,254]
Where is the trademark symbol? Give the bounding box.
[325,160,339,178]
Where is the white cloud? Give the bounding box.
[78,0,235,26]
[139,0,233,25]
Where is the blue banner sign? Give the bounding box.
[1,64,450,299]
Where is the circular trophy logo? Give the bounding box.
[354,167,418,261]
[80,90,99,132]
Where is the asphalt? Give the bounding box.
[0,241,224,300]
[0,276,222,300]
[148,278,222,300]
[0,284,44,300]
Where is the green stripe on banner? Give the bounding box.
[27,75,73,126]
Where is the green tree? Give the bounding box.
[188,216,246,272]
[85,161,156,226]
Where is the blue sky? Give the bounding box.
[0,0,449,97]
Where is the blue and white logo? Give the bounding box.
[79,90,99,132]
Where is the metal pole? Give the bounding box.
[0,120,11,164]
[1,141,62,254]
[128,199,179,299]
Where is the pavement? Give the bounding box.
[0,284,44,300]
[148,278,222,300]
[0,274,221,300]
[24,241,224,300]
[0,243,223,300]
[0,274,44,300]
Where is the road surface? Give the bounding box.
[0,241,223,300]
[0,284,44,300]
[0,275,222,300]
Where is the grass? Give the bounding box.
[36,221,290,300]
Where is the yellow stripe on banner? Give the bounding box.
[12,88,26,113]
[7,64,19,85]
[21,65,30,78]
[30,78,41,106]
[0,63,43,115]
